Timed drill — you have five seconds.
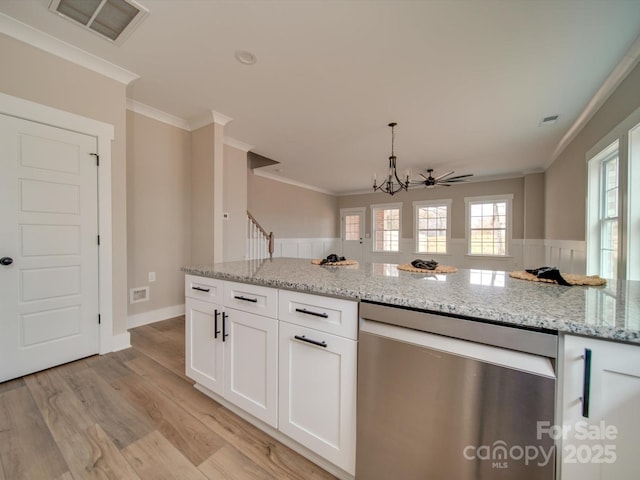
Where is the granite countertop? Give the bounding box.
[183,258,640,344]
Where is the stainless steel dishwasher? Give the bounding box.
[357,302,557,480]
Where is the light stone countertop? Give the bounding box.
[183,258,640,344]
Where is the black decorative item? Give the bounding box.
[320,253,346,265]
[526,266,571,286]
[411,259,439,270]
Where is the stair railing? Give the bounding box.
[247,211,274,260]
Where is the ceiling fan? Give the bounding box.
[416,169,473,188]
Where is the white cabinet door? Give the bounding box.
[278,321,357,475]
[561,335,640,480]
[185,297,224,396]
[224,308,278,428]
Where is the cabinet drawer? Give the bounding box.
[185,275,224,303]
[278,290,358,340]
[224,281,278,318]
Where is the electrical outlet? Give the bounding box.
[130,286,149,304]
[148,272,156,282]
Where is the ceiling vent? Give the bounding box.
[49,0,149,45]
[539,115,559,127]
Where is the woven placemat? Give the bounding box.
[311,259,358,266]
[509,271,606,286]
[397,264,458,273]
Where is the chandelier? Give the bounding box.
[372,122,410,195]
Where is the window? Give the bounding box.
[372,203,401,252]
[414,199,451,254]
[344,215,360,240]
[587,105,640,280]
[340,207,364,241]
[465,195,512,256]
[600,147,619,279]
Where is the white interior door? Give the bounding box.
[0,114,100,382]
[341,208,365,262]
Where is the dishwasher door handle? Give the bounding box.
[581,348,592,418]
[294,335,327,348]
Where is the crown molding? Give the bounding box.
[548,33,640,168]
[212,110,232,126]
[252,169,336,196]
[0,12,138,85]
[126,99,190,130]
[224,137,253,152]
[127,99,252,151]
[188,109,233,130]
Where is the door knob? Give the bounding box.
[0,257,13,266]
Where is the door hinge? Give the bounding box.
[90,153,99,166]
[98,314,101,325]
[97,235,100,245]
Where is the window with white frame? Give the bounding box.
[587,140,622,280]
[414,199,451,254]
[465,195,512,256]
[600,146,619,279]
[344,214,361,241]
[372,203,401,252]
[587,105,640,281]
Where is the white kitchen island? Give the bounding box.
[183,258,640,480]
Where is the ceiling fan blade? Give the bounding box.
[419,173,429,180]
[444,174,473,181]
[441,178,469,183]
[434,170,455,181]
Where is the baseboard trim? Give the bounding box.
[127,304,185,329]
[110,331,131,352]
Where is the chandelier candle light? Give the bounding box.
[372,122,411,195]
[372,122,473,194]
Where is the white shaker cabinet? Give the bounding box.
[561,335,640,480]
[223,307,278,428]
[223,281,279,427]
[185,277,358,477]
[185,276,225,395]
[278,291,358,476]
[184,275,279,428]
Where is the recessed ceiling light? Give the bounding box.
[539,115,559,126]
[235,50,257,66]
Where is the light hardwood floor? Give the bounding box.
[0,317,337,480]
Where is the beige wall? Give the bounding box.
[190,123,216,265]
[223,145,248,261]
[126,111,191,315]
[0,34,129,335]
[338,177,527,240]
[545,61,640,240]
[524,172,545,239]
[248,171,339,238]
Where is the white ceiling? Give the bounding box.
[2,0,640,195]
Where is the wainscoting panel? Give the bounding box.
[544,239,587,274]
[356,238,527,272]
[273,238,341,260]
[269,237,586,274]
